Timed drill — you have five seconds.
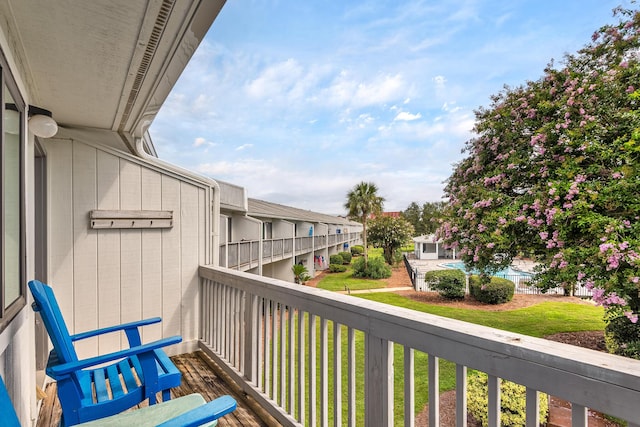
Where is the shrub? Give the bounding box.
[605,315,640,358]
[339,251,352,264]
[351,245,364,256]
[352,256,391,279]
[467,371,548,426]
[469,275,514,304]
[329,254,344,265]
[424,270,466,299]
[329,264,347,273]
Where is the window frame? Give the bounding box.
[0,47,26,334]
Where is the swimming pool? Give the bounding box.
[440,261,533,279]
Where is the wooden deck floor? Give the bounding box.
[36,351,268,427]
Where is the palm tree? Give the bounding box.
[344,181,384,264]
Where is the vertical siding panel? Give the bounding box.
[141,169,163,342]
[72,143,98,359]
[119,161,142,326]
[180,183,200,343]
[96,151,121,352]
[47,140,75,325]
[161,176,181,339]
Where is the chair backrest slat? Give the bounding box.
[29,280,79,363]
[0,375,23,427]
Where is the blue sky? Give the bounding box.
[150,0,628,215]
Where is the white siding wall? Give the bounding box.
[45,138,211,358]
[231,214,261,241]
[273,219,293,238]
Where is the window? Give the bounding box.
[0,49,25,333]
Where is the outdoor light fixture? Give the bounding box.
[28,105,58,138]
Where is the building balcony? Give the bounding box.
[197,265,640,426]
[37,265,640,426]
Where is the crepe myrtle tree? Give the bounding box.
[439,7,640,343]
[368,216,415,265]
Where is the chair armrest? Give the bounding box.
[48,335,181,377]
[70,317,162,341]
[155,395,237,427]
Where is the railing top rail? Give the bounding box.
[199,264,640,420]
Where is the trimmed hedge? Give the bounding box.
[424,270,466,299]
[352,256,391,279]
[329,264,347,273]
[351,245,364,256]
[329,254,344,265]
[339,251,352,264]
[469,275,515,304]
[467,371,548,426]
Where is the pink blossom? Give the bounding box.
[612,172,623,179]
[625,312,638,324]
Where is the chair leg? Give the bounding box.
[162,389,171,402]
[149,393,157,405]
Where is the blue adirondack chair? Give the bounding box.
[0,374,236,427]
[28,280,183,426]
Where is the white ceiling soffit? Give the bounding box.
[4,0,225,139]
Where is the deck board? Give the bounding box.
[36,351,267,427]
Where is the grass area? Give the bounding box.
[357,292,605,337]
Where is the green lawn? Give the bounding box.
[293,270,606,425]
[357,292,605,337]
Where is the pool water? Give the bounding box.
[440,261,532,279]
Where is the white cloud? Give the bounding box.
[193,137,207,147]
[433,75,447,89]
[394,111,422,121]
[236,144,253,151]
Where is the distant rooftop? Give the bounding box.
[248,198,360,226]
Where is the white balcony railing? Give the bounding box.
[199,265,640,426]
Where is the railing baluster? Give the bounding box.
[216,283,222,353]
[243,293,258,385]
[309,314,317,427]
[280,304,286,406]
[333,321,342,427]
[428,354,439,426]
[264,299,271,396]
[525,387,539,426]
[272,302,278,401]
[365,334,393,426]
[230,288,236,366]
[298,310,306,424]
[456,364,467,426]
[239,290,246,373]
[487,375,500,427]
[256,296,264,390]
[321,318,329,427]
[404,346,414,427]
[348,327,355,427]
[222,285,228,358]
[288,306,295,415]
[571,403,588,427]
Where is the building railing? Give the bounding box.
[199,265,640,427]
[295,236,313,254]
[262,238,292,262]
